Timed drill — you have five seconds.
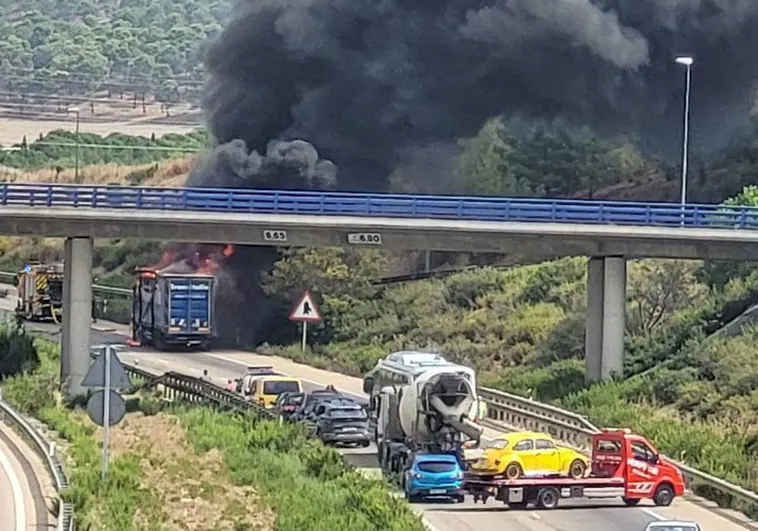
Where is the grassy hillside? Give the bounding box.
[260,243,758,501]
[0,0,228,101]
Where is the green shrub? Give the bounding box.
[0,324,39,380]
[180,408,426,531]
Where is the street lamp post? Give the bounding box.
[67,107,81,182]
[675,56,694,220]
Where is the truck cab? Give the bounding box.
[15,263,64,322]
[592,429,686,506]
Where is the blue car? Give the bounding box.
[403,454,465,503]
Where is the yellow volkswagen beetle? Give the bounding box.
[469,431,589,479]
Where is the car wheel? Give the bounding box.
[653,484,675,507]
[454,495,465,503]
[504,462,523,480]
[361,440,371,448]
[568,459,587,479]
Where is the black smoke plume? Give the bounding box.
[201,0,758,188]
[185,0,758,346]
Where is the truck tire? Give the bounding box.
[507,501,528,510]
[568,459,586,479]
[622,497,641,506]
[653,484,675,507]
[504,463,523,480]
[154,334,166,351]
[536,487,560,510]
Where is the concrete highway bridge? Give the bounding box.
[2,182,758,530]
[3,183,758,393]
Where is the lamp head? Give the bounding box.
[675,56,694,66]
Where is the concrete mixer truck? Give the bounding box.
[362,350,484,482]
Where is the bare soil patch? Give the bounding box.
[106,412,274,531]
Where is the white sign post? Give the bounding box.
[102,348,111,480]
[289,290,322,352]
[82,344,132,481]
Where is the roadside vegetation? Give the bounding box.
[257,190,758,505]
[0,129,207,173]
[0,327,426,530]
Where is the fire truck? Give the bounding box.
[464,428,685,510]
[15,263,64,323]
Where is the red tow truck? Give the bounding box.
[464,428,686,510]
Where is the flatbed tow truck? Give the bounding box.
[464,428,686,510]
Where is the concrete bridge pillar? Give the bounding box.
[60,237,93,399]
[60,238,73,386]
[585,256,627,383]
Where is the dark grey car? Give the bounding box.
[316,403,371,447]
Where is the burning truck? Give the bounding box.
[127,244,234,350]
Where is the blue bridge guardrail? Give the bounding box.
[2,183,758,229]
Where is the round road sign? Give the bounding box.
[86,390,127,427]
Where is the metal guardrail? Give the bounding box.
[0,271,131,297]
[3,182,758,228]
[118,360,758,513]
[477,386,758,509]
[0,392,73,531]
[122,364,273,418]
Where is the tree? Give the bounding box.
[261,248,391,303]
[699,185,758,288]
[627,260,707,336]
[0,0,228,102]
[456,117,649,199]
[457,118,535,197]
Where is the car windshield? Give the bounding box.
[263,380,300,395]
[287,394,305,405]
[417,461,458,473]
[327,408,367,419]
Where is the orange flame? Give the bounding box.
[141,244,235,276]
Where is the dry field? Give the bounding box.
[0,156,195,186]
[0,94,203,146]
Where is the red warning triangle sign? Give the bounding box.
[289,290,322,322]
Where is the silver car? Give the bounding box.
[644,521,701,531]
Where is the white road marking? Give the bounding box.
[0,443,27,531]
[530,512,542,520]
[642,508,667,521]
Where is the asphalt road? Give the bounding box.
[0,423,53,531]
[8,313,752,531]
[0,437,24,531]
